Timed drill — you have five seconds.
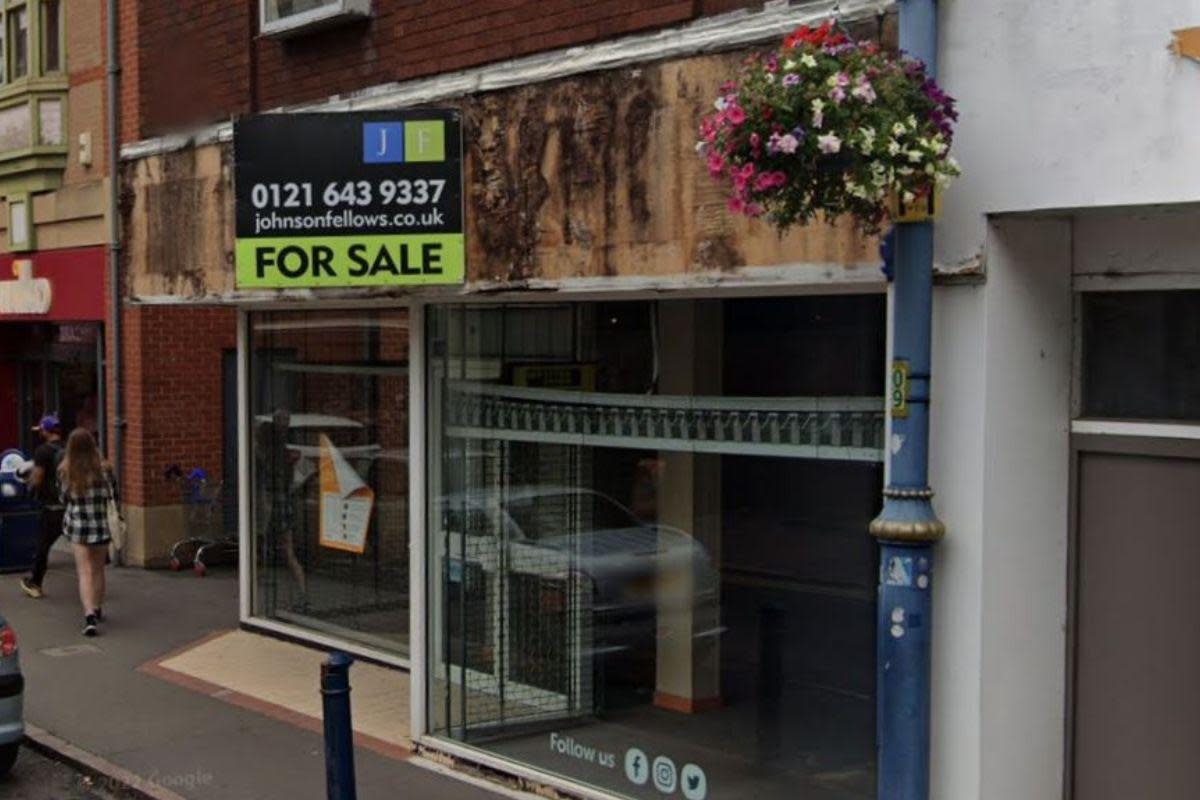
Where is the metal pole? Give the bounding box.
[869,3,944,800]
[321,652,358,800]
[105,0,124,483]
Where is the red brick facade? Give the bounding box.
[120,0,761,141]
[121,305,236,508]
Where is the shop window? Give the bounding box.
[425,297,885,800]
[248,309,410,655]
[1081,290,1200,421]
[260,0,371,38]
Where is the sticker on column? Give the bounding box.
[884,556,914,587]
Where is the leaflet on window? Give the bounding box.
[317,433,374,554]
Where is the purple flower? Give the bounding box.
[791,124,807,141]
[782,73,801,88]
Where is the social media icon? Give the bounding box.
[625,748,649,786]
[652,755,677,794]
[681,764,707,800]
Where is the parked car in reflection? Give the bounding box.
[439,486,721,657]
[0,609,23,775]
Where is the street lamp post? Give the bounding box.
[870,2,945,800]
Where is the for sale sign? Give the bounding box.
[233,110,464,288]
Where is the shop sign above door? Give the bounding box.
[234,110,464,289]
[0,260,52,315]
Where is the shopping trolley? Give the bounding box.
[165,465,235,576]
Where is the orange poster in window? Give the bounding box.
[318,433,374,554]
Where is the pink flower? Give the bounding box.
[749,132,761,149]
[728,196,746,214]
[852,77,877,103]
[707,152,726,177]
[754,171,787,191]
[726,105,746,126]
[732,163,756,192]
[829,86,846,104]
[745,202,764,218]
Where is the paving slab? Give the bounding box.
[0,554,499,800]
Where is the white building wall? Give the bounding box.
[937,0,1200,266]
[929,218,1073,799]
[928,282,986,800]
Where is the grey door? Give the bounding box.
[1073,444,1200,799]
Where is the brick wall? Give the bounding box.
[121,305,237,508]
[123,0,762,141]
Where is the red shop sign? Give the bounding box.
[0,247,106,322]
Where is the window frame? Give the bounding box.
[258,0,372,39]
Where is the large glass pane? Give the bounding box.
[426,298,884,800]
[1081,290,1200,421]
[249,309,410,654]
[40,0,60,73]
[8,7,27,80]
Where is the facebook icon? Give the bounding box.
[363,122,405,163]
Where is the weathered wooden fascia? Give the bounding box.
[120,0,892,162]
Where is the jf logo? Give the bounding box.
[362,120,445,164]
[625,748,707,799]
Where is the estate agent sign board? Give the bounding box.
[234,110,464,288]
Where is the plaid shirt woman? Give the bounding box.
[60,471,116,546]
[57,428,114,637]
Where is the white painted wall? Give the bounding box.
[928,282,986,800]
[929,218,1073,799]
[937,0,1200,265]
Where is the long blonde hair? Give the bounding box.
[59,428,105,497]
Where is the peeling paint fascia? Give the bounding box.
[120,0,892,162]
[126,261,891,306]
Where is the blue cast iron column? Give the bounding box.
[869,2,945,800]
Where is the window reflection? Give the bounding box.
[427,298,884,800]
[249,310,410,654]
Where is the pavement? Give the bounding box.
[0,552,503,800]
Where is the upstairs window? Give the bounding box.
[40,0,59,73]
[8,4,27,81]
[260,0,371,38]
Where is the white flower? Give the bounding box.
[907,114,919,129]
[776,134,800,154]
[892,122,907,137]
[800,53,818,68]
[783,59,797,70]
[907,150,925,164]
[887,139,903,156]
[811,99,826,129]
[858,126,877,153]
[946,156,962,173]
[903,191,917,205]
[714,97,728,111]
[817,134,842,154]
[764,72,776,83]
[695,141,708,155]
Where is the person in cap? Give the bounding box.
[20,414,65,598]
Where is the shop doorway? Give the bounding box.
[1071,441,1200,799]
[0,322,103,455]
[426,297,884,800]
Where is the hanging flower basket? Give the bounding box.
[697,21,961,233]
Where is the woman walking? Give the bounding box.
[58,428,115,637]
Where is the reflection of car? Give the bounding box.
[0,610,23,775]
[441,487,720,656]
